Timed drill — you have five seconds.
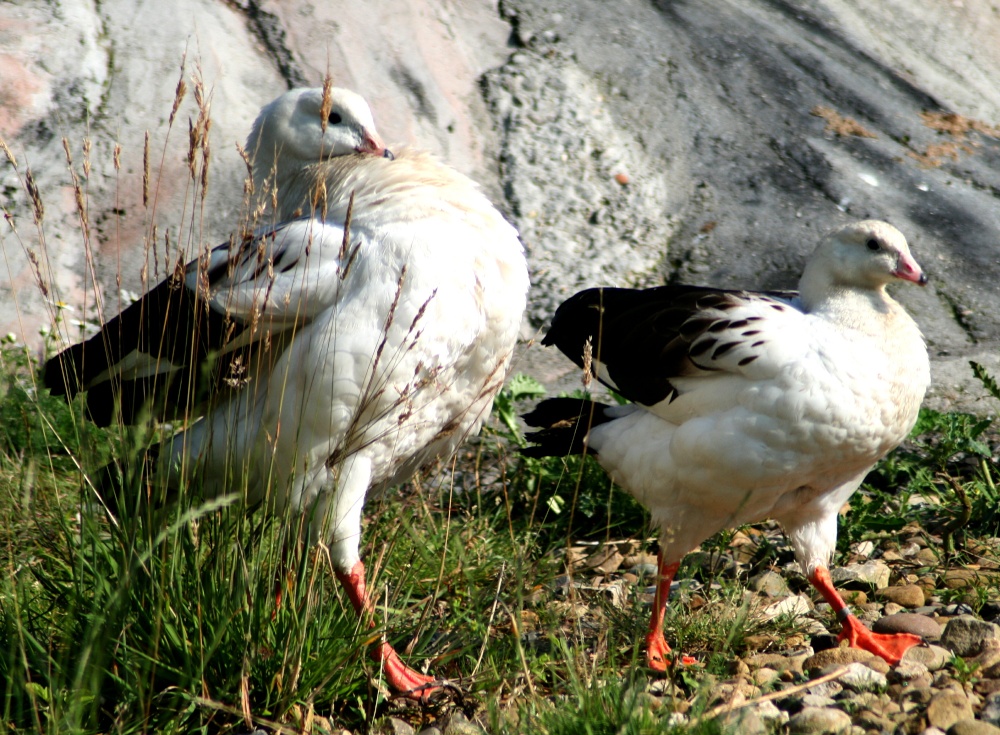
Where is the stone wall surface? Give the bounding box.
[2,0,999,411]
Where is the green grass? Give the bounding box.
[1,314,999,735]
[0,345,811,734]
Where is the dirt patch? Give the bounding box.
[810,105,878,138]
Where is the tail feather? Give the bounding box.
[521,397,615,458]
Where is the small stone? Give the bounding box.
[943,603,978,616]
[944,569,1000,590]
[893,659,930,681]
[839,661,888,691]
[753,700,788,727]
[917,547,939,563]
[800,693,837,708]
[787,706,852,734]
[873,612,942,640]
[746,652,808,676]
[623,552,657,570]
[750,570,790,597]
[926,692,975,731]
[949,720,1000,735]
[841,589,868,606]
[803,646,876,674]
[760,595,812,621]
[714,707,768,735]
[853,710,894,732]
[743,633,779,650]
[807,680,844,699]
[442,712,486,735]
[373,718,417,735]
[876,584,926,608]
[976,679,1000,697]
[418,729,444,735]
[753,667,780,687]
[830,561,891,589]
[982,692,1000,725]
[884,602,905,616]
[865,657,891,675]
[902,644,952,671]
[941,616,1000,657]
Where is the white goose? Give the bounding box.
[524,220,929,667]
[45,87,529,697]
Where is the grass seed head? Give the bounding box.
[320,76,334,135]
[143,131,150,207]
[24,169,44,224]
[0,136,17,168]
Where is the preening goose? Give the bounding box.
[524,220,929,667]
[45,87,529,697]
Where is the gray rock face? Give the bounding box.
[3,0,1000,411]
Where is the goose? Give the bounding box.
[523,220,929,667]
[44,86,529,697]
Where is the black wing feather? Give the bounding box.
[541,285,797,407]
[43,241,257,426]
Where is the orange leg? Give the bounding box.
[335,561,439,699]
[644,555,697,670]
[809,566,922,665]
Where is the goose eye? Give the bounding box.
[866,238,880,251]
[328,112,343,125]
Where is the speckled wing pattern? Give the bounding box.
[541,284,801,407]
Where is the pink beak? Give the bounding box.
[359,131,394,160]
[893,252,928,286]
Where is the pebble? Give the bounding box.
[807,681,844,699]
[373,718,416,735]
[838,662,887,692]
[943,569,1000,590]
[885,602,905,616]
[830,560,890,589]
[803,646,876,674]
[926,692,975,731]
[875,584,926,608]
[441,713,486,735]
[786,706,852,734]
[915,605,945,616]
[873,612,943,640]
[714,706,769,735]
[760,594,812,621]
[865,656,891,675]
[893,659,931,681]
[753,667,780,687]
[943,604,978,617]
[903,644,953,672]
[745,652,809,676]
[941,616,1000,657]
[949,720,1000,735]
[800,693,838,708]
[853,709,895,732]
[750,570,791,597]
[982,692,1000,725]
[753,700,788,727]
